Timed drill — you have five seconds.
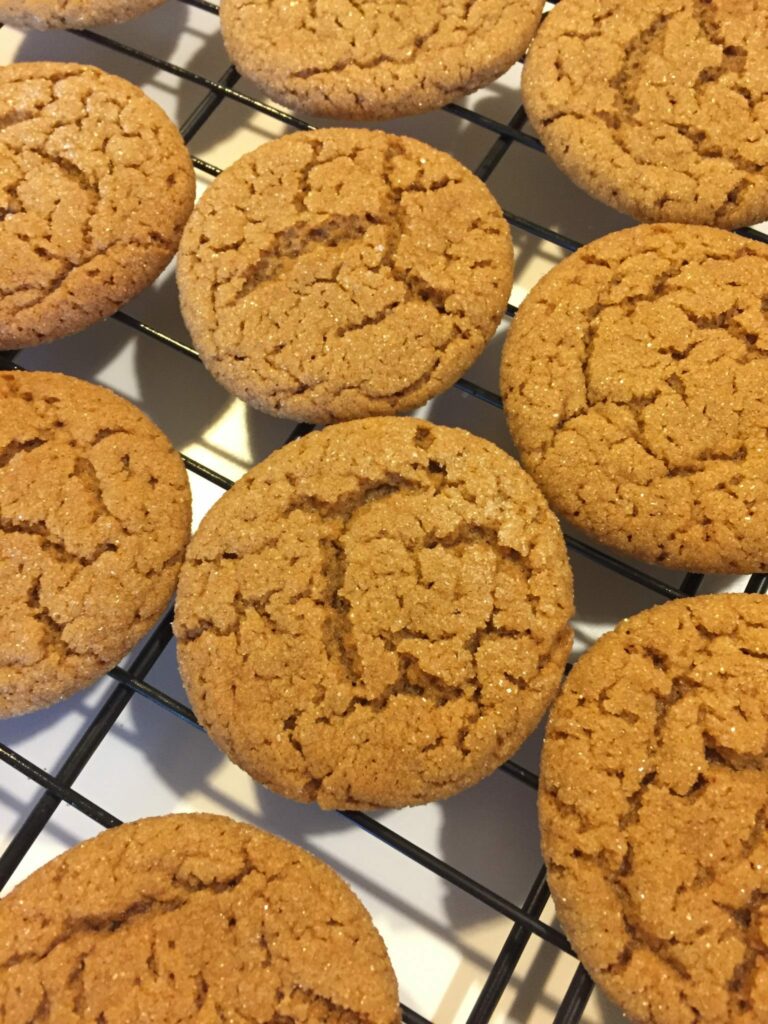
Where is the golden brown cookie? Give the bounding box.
[0,813,401,1024]
[0,370,191,717]
[219,0,544,121]
[540,594,768,1024]
[177,128,513,424]
[173,417,573,810]
[523,0,768,228]
[501,223,768,573]
[0,63,195,348]
[0,0,164,29]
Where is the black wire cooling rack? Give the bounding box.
[2,5,768,1023]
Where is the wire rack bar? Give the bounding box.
[402,1006,434,1024]
[111,665,202,727]
[72,27,314,130]
[343,811,574,955]
[0,610,175,887]
[0,686,131,887]
[0,745,122,830]
[552,966,595,1024]
[563,535,684,600]
[745,574,768,594]
[177,0,219,13]
[499,760,539,790]
[465,866,552,1024]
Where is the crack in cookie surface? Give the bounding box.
[219,0,543,120]
[0,371,191,716]
[173,417,573,809]
[540,594,768,1024]
[523,0,768,227]
[177,128,513,424]
[0,63,194,347]
[0,0,165,30]
[501,223,768,572]
[0,814,400,1024]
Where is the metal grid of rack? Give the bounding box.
[1,4,767,1022]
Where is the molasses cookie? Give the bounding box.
[0,371,191,717]
[0,813,401,1024]
[0,0,164,29]
[174,417,573,810]
[501,223,768,573]
[540,593,768,1024]
[0,63,195,348]
[177,128,513,424]
[219,0,544,121]
[523,0,768,228]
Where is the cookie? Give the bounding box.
[219,0,544,121]
[0,0,163,29]
[501,223,768,573]
[540,594,768,1024]
[0,813,401,1024]
[178,128,513,424]
[523,0,768,228]
[0,63,195,348]
[173,417,573,810]
[0,370,191,717]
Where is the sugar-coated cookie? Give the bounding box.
[502,223,768,573]
[0,371,191,717]
[177,128,513,424]
[540,594,768,1024]
[523,0,768,228]
[174,417,573,809]
[220,0,544,120]
[0,63,194,347]
[0,0,164,29]
[0,813,401,1024]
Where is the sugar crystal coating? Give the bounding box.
[502,223,768,573]
[524,0,768,228]
[174,417,573,809]
[0,813,401,1023]
[541,594,768,1024]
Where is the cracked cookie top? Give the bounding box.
[523,0,768,228]
[0,63,195,348]
[219,0,544,121]
[176,128,513,424]
[0,813,401,1024]
[540,594,768,1024]
[0,371,191,717]
[0,0,165,30]
[173,417,573,810]
[501,223,768,573]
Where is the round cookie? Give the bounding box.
[173,417,573,810]
[219,0,544,121]
[0,0,164,29]
[540,594,768,1024]
[177,127,513,424]
[0,813,401,1024]
[523,0,768,228]
[0,63,195,348]
[501,223,768,573]
[0,370,191,717]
